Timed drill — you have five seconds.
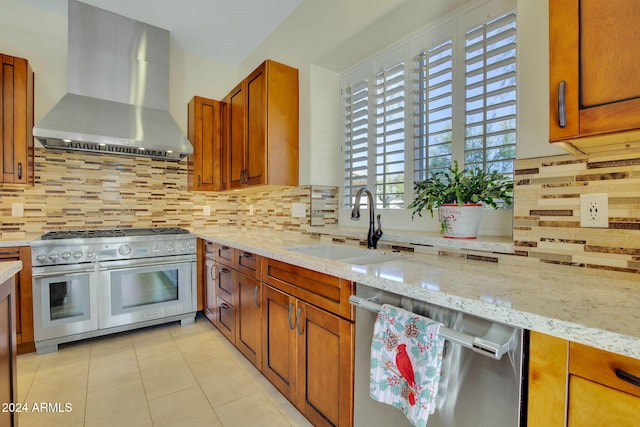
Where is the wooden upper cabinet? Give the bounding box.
[187,96,224,191]
[225,82,246,189]
[0,54,34,185]
[225,60,299,189]
[549,0,640,152]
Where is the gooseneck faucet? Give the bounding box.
[350,186,383,249]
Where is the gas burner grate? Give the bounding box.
[41,227,190,240]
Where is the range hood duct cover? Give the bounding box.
[33,0,192,161]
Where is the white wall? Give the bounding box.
[240,0,563,186]
[0,0,237,139]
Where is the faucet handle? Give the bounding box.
[374,214,383,241]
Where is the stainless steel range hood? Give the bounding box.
[33,0,192,161]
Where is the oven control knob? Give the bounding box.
[74,251,83,259]
[61,251,71,260]
[187,243,195,251]
[152,245,160,254]
[36,253,47,262]
[179,244,186,252]
[48,251,59,261]
[166,243,175,252]
[86,250,95,259]
[118,244,132,256]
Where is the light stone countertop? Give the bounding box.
[0,261,22,284]
[197,229,640,359]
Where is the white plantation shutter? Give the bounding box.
[464,12,517,176]
[413,39,454,182]
[340,2,516,217]
[374,62,406,208]
[343,79,369,207]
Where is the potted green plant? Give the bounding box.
[408,161,513,239]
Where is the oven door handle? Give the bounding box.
[96,258,194,271]
[32,268,96,278]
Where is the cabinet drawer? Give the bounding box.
[216,264,236,305]
[236,250,258,278]
[570,342,640,398]
[204,240,216,257]
[261,258,354,320]
[568,375,640,426]
[214,243,235,267]
[218,300,236,344]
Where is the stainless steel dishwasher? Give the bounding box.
[352,285,526,427]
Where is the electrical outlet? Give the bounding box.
[579,193,608,228]
[291,203,306,218]
[249,204,254,216]
[203,206,211,216]
[11,203,23,217]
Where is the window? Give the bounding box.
[341,2,516,213]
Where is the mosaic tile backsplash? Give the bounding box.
[0,149,336,239]
[513,152,640,274]
[1,148,639,276]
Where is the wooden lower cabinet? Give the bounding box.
[0,246,34,354]
[202,242,355,426]
[236,273,261,367]
[0,276,18,427]
[296,300,354,427]
[528,331,640,427]
[202,241,218,327]
[262,284,354,427]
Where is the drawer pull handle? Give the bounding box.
[287,303,295,330]
[221,302,232,310]
[220,267,230,274]
[616,368,640,388]
[558,80,567,128]
[210,265,216,280]
[242,252,253,258]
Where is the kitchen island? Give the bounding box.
[196,228,640,359]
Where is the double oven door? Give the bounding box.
[98,257,195,329]
[32,256,196,345]
[32,264,99,343]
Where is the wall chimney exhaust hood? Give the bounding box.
[33,0,192,161]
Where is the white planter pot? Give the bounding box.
[438,204,483,239]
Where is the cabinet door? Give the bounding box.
[568,375,640,427]
[236,274,261,368]
[1,54,34,185]
[549,0,640,141]
[203,253,217,327]
[262,285,296,400]
[226,82,245,189]
[0,247,33,353]
[187,96,223,191]
[296,301,354,427]
[245,65,266,186]
[0,277,18,427]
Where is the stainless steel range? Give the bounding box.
[31,227,197,354]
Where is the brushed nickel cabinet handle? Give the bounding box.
[616,368,640,388]
[296,307,303,336]
[253,286,259,309]
[17,162,22,180]
[287,303,295,330]
[210,264,216,280]
[558,80,567,128]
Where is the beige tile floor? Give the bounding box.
[16,314,313,427]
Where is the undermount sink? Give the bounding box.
[285,244,404,265]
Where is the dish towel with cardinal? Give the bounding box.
[370,304,445,427]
